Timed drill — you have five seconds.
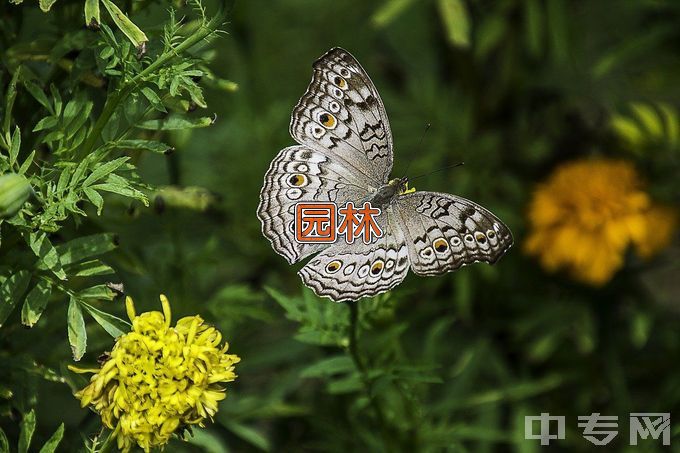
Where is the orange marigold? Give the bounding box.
[524,158,677,285]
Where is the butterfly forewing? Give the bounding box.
[290,48,394,186]
[257,145,370,264]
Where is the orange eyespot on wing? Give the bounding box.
[288,174,307,187]
[326,260,342,273]
[433,238,448,253]
[370,260,384,275]
[318,113,336,129]
[332,75,347,89]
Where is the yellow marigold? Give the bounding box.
[524,158,677,286]
[69,295,240,452]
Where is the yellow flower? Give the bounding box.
[524,158,677,286]
[69,295,240,452]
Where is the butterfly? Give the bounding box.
[257,48,513,302]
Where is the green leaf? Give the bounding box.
[84,0,100,28]
[38,423,64,453]
[300,356,355,378]
[100,0,148,49]
[33,116,58,132]
[137,115,215,130]
[185,429,230,453]
[26,231,67,280]
[224,422,270,451]
[0,173,32,218]
[0,270,31,328]
[327,374,363,394]
[18,409,36,453]
[67,297,87,361]
[265,287,301,319]
[56,233,118,266]
[114,139,172,154]
[76,284,117,301]
[39,0,57,12]
[23,80,53,114]
[82,156,129,186]
[19,150,35,175]
[372,0,415,27]
[4,68,20,135]
[9,126,20,167]
[83,187,104,215]
[0,428,8,453]
[437,0,470,48]
[79,301,129,337]
[21,279,52,327]
[630,102,663,139]
[141,87,167,112]
[91,181,149,205]
[66,260,114,277]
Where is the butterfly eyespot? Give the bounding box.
[326,260,342,273]
[318,112,337,129]
[433,238,449,253]
[329,101,341,113]
[420,247,434,258]
[288,174,307,187]
[333,75,347,89]
[385,260,394,269]
[358,264,370,278]
[332,88,344,98]
[343,264,356,275]
[287,188,303,200]
[450,236,462,247]
[464,234,474,243]
[310,125,325,138]
[340,67,351,77]
[475,232,487,244]
[296,164,309,172]
[487,230,496,239]
[370,260,384,275]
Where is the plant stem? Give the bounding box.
[76,9,225,161]
[347,302,394,450]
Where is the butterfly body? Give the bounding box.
[258,48,513,302]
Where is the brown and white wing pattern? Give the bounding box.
[394,192,513,276]
[290,48,393,185]
[257,145,369,264]
[298,209,410,302]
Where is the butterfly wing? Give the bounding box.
[394,192,513,276]
[290,47,394,185]
[257,145,370,264]
[298,209,410,302]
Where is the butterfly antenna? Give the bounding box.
[402,123,431,179]
[409,162,465,182]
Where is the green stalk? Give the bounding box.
[76,10,225,160]
[347,302,395,450]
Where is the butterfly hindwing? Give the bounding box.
[290,48,393,185]
[298,209,410,301]
[394,192,513,276]
[257,145,370,264]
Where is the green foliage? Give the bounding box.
[1,0,680,451]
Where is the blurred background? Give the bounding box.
[2,0,680,451]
